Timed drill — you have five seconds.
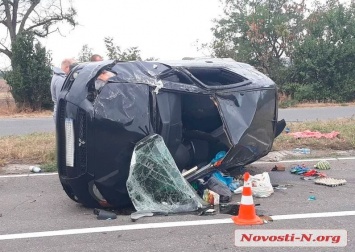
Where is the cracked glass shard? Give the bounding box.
[126,134,203,213]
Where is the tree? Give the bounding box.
[211,0,306,81]
[104,37,121,60]
[119,47,142,61]
[4,32,52,110]
[78,44,93,62]
[0,0,77,64]
[289,1,355,102]
[104,37,142,61]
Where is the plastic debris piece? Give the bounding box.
[293,148,311,154]
[308,196,316,201]
[94,209,117,220]
[259,215,273,223]
[131,211,154,221]
[126,134,205,213]
[274,184,293,189]
[250,172,274,198]
[206,176,232,198]
[198,208,216,216]
[314,177,347,187]
[234,172,274,197]
[29,166,42,173]
[203,189,220,205]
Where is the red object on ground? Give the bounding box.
[289,130,339,139]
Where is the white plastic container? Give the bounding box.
[29,166,42,173]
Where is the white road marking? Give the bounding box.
[1,211,355,241]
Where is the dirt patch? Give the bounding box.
[0,164,33,175]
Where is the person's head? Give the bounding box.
[61,58,76,75]
[90,54,103,62]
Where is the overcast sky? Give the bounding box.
[0,0,223,69]
[42,0,223,67]
[1,0,351,69]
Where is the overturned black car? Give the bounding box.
[56,58,285,208]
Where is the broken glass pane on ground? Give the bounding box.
[126,134,205,213]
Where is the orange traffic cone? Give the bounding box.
[232,172,263,225]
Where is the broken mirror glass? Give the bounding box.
[126,134,204,213]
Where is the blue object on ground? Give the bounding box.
[308,195,316,201]
[212,171,238,191]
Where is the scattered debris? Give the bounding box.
[314,178,347,187]
[259,215,273,223]
[272,184,293,189]
[94,209,117,220]
[203,189,220,205]
[290,165,310,175]
[219,204,240,215]
[314,160,331,170]
[308,196,316,201]
[234,172,274,197]
[293,148,311,154]
[271,164,285,171]
[301,169,327,179]
[206,176,231,202]
[130,211,168,222]
[29,166,41,173]
[211,170,239,191]
[198,208,217,216]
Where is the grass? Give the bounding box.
[0,118,354,172]
[0,132,56,167]
[273,118,355,151]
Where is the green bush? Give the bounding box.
[4,32,52,110]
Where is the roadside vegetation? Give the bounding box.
[273,118,355,151]
[0,132,56,171]
[0,118,354,172]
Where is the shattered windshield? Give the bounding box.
[126,134,204,213]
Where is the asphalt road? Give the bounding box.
[278,105,355,122]
[0,105,354,137]
[1,158,354,251]
[0,117,55,137]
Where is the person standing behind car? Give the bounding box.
[90,54,103,62]
[50,58,76,121]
